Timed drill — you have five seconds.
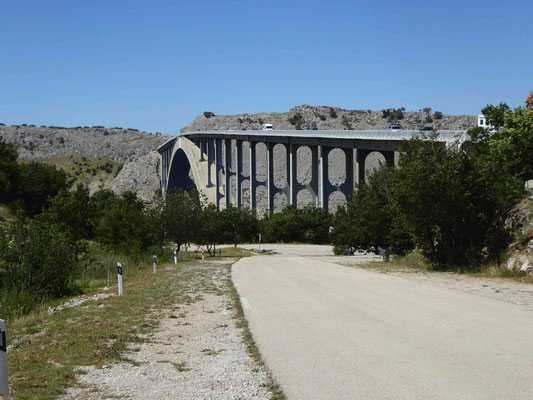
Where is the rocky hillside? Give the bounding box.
[506,181,533,274]
[0,124,171,202]
[182,105,476,132]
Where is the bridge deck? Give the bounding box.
[180,129,464,141]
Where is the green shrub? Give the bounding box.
[288,113,304,130]
[0,216,82,319]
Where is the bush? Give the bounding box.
[332,166,412,258]
[328,107,338,118]
[17,162,69,217]
[203,111,215,118]
[264,206,332,244]
[0,216,82,318]
[433,111,443,120]
[0,139,20,203]
[288,113,304,130]
[392,136,503,269]
[94,192,159,253]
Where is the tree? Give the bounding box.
[160,190,202,252]
[41,184,92,240]
[481,102,510,130]
[0,215,82,304]
[332,166,411,259]
[423,107,432,114]
[391,136,502,269]
[264,206,301,243]
[17,162,68,216]
[298,206,333,244]
[0,139,20,203]
[195,204,225,256]
[471,95,533,205]
[219,206,259,246]
[94,192,154,253]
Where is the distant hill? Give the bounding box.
[182,105,476,132]
[0,124,171,202]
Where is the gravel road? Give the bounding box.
[232,247,533,399]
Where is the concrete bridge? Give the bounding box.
[158,130,465,212]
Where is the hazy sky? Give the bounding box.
[1,0,531,135]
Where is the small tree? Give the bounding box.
[433,111,443,120]
[0,215,82,304]
[332,166,411,259]
[17,162,69,217]
[392,136,502,269]
[161,190,202,252]
[0,139,20,203]
[203,111,215,118]
[195,204,225,256]
[481,103,510,130]
[219,206,259,246]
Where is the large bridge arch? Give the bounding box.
[163,137,216,203]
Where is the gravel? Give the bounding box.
[61,261,270,400]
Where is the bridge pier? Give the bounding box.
[206,138,214,187]
[249,141,257,210]
[236,140,243,207]
[215,138,223,209]
[267,142,274,213]
[224,139,233,209]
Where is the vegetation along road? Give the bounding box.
[233,244,533,400]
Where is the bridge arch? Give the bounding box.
[165,137,216,203]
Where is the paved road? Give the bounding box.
[232,246,533,399]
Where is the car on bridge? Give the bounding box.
[387,124,403,131]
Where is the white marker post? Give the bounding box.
[174,249,178,264]
[201,250,205,261]
[0,319,8,395]
[117,262,123,296]
[153,255,157,274]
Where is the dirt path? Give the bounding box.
[63,261,271,400]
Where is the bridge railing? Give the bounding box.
[181,129,465,142]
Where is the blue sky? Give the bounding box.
[1,0,531,135]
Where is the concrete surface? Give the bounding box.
[232,250,533,400]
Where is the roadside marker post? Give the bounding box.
[0,319,8,395]
[259,233,261,251]
[153,255,157,274]
[201,250,205,261]
[174,249,178,264]
[117,262,123,296]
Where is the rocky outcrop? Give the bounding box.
[108,151,162,204]
[0,124,171,203]
[0,124,170,164]
[505,182,533,273]
[182,105,476,133]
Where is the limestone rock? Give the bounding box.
[109,151,161,204]
[520,260,533,273]
[507,257,520,271]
